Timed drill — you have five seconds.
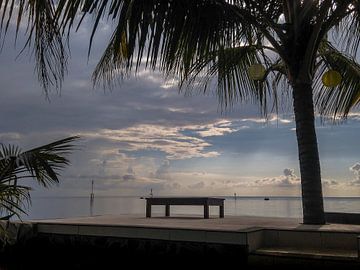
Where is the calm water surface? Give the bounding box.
[23,196,360,220]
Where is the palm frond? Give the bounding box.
[0,136,79,219]
[314,41,360,117]
[0,136,80,186]
[55,1,262,85]
[327,1,360,57]
[0,183,30,219]
[181,45,268,110]
[0,0,67,94]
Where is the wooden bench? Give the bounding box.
[145,197,225,219]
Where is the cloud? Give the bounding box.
[349,179,360,186]
[241,115,293,124]
[74,174,124,181]
[154,160,171,179]
[349,163,360,186]
[122,165,136,181]
[183,120,241,137]
[169,182,182,189]
[79,124,221,160]
[283,168,295,177]
[187,182,205,189]
[322,179,340,187]
[251,168,340,189]
[252,168,300,187]
[350,163,360,174]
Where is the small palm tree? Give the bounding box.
[0,136,79,220]
[1,1,360,224]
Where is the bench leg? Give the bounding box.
[165,205,170,217]
[220,204,224,218]
[204,204,209,219]
[146,202,152,218]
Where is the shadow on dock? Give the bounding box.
[0,234,248,269]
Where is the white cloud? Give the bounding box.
[241,114,292,124]
[79,124,221,160]
[183,119,243,137]
[349,162,360,186]
[252,168,300,187]
[160,79,179,89]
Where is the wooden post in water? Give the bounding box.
[90,180,94,216]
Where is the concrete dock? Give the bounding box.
[24,214,360,266]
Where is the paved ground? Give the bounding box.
[30,214,360,233]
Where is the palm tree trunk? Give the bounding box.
[293,82,325,224]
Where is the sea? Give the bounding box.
[22,196,360,220]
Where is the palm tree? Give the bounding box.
[0,136,79,220]
[2,1,360,224]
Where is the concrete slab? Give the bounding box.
[247,230,264,251]
[30,214,360,233]
[277,230,322,249]
[321,232,358,250]
[28,214,360,262]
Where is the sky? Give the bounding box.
[0,18,360,198]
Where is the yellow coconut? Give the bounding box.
[322,70,342,87]
[248,64,266,81]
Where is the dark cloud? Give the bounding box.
[283,168,295,177]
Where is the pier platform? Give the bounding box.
[22,214,359,266]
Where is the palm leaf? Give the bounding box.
[314,41,360,117]
[328,1,360,57]
[0,183,30,219]
[0,0,67,94]
[182,45,269,110]
[56,1,258,84]
[0,136,79,218]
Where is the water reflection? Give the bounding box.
[22,196,359,220]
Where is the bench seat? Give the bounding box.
[145,197,225,219]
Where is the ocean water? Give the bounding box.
[22,196,360,220]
